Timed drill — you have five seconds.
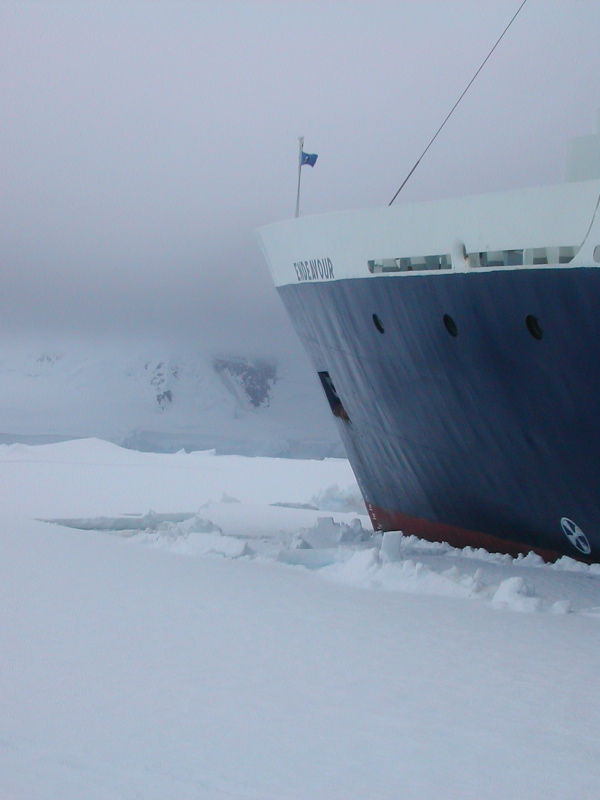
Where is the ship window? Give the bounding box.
[525,314,543,340]
[368,254,451,273]
[594,245,600,263]
[486,250,504,267]
[372,313,385,334]
[367,259,400,273]
[523,246,579,265]
[468,249,523,267]
[443,314,458,337]
[557,246,577,263]
[505,249,524,266]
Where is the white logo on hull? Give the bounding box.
[560,517,591,555]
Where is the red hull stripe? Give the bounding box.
[368,504,563,563]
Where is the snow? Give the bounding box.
[1,438,599,798]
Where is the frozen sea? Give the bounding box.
[1,438,599,799]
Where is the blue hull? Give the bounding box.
[279,266,600,561]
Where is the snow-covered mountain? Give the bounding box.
[0,343,344,457]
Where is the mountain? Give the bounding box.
[0,343,343,458]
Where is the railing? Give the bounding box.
[468,246,579,267]
[368,254,451,273]
[368,245,581,273]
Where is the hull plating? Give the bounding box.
[278,266,600,561]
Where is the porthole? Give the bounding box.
[594,245,600,263]
[372,313,385,334]
[443,314,458,337]
[525,314,543,340]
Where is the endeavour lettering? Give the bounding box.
[293,258,335,282]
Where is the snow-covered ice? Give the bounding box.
[1,438,599,798]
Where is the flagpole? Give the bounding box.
[295,136,304,218]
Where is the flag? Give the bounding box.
[301,151,318,167]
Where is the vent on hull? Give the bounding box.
[318,371,350,422]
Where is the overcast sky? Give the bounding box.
[1,0,600,354]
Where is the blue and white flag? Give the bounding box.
[301,151,318,167]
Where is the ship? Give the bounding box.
[257,124,600,562]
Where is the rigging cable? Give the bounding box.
[389,0,528,206]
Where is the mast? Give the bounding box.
[295,136,304,218]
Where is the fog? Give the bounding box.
[1,0,599,355]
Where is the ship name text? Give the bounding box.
[293,258,334,282]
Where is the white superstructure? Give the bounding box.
[258,178,600,290]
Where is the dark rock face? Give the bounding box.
[36,353,63,365]
[143,357,277,412]
[213,358,277,408]
[156,389,173,409]
[145,361,177,409]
